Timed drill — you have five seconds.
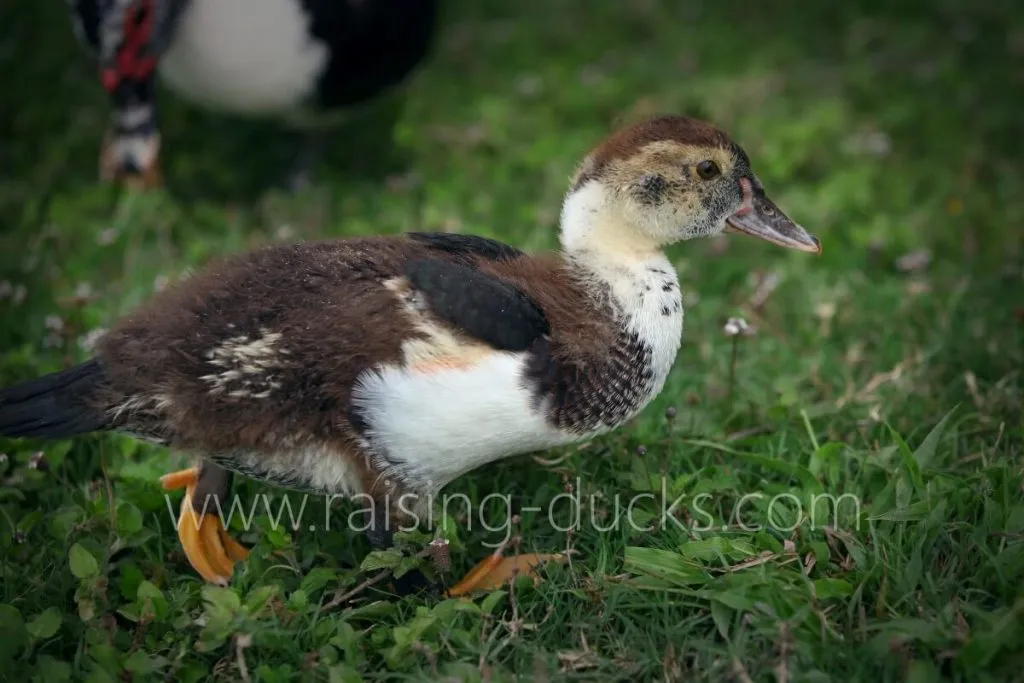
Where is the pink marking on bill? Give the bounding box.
[733,177,754,216]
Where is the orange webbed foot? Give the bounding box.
[160,467,249,584]
[444,548,567,597]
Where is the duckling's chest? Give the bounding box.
[611,259,685,396]
[530,258,684,434]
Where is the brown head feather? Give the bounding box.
[577,116,735,186]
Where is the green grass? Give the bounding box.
[1,0,1023,681]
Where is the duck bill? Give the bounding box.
[725,188,821,254]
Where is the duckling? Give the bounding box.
[66,0,438,188]
[0,115,820,593]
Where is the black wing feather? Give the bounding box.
[405,259,549,352]
[407,232,526,262]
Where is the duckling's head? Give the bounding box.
[560,115,820,258]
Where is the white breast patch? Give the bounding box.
[350,352,581,496]
[158,0,328,115]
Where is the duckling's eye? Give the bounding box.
[695,160,721,180]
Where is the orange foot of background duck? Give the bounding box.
[99,129,162,189]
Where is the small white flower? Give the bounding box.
[75,282,93,299]
[815,301,836,321]
[515,74,543,98]
[45,315,64,332]
[80,327,108,352]
[579,65,606,87]
[723,317,750,337]
[97,227,119,245]
[385,171,423,194]
[895,249,932,273]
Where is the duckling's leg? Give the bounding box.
[100,80,163,189]
[363,498,565,598]
[160,462,249,584]
[365,501,435,597]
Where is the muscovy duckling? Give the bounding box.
[66,0,438,188]
[0,115,820,593]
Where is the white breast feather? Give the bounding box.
[158,0,327,115]
[351,353,580,494]
[612,254,684,406]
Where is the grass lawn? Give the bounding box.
[1,0,1022,681]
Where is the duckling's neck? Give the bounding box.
[558,181,684,392]
[559,181,679,306]
[559,181,663,264]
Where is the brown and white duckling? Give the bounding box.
[0,115,820,593]
[66,0,438,188]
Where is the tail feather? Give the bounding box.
[0,359,111,439]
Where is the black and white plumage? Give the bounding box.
[0,115,820,590]
[66,0,439,187]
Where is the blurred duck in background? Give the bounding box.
[66,0,439,189]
